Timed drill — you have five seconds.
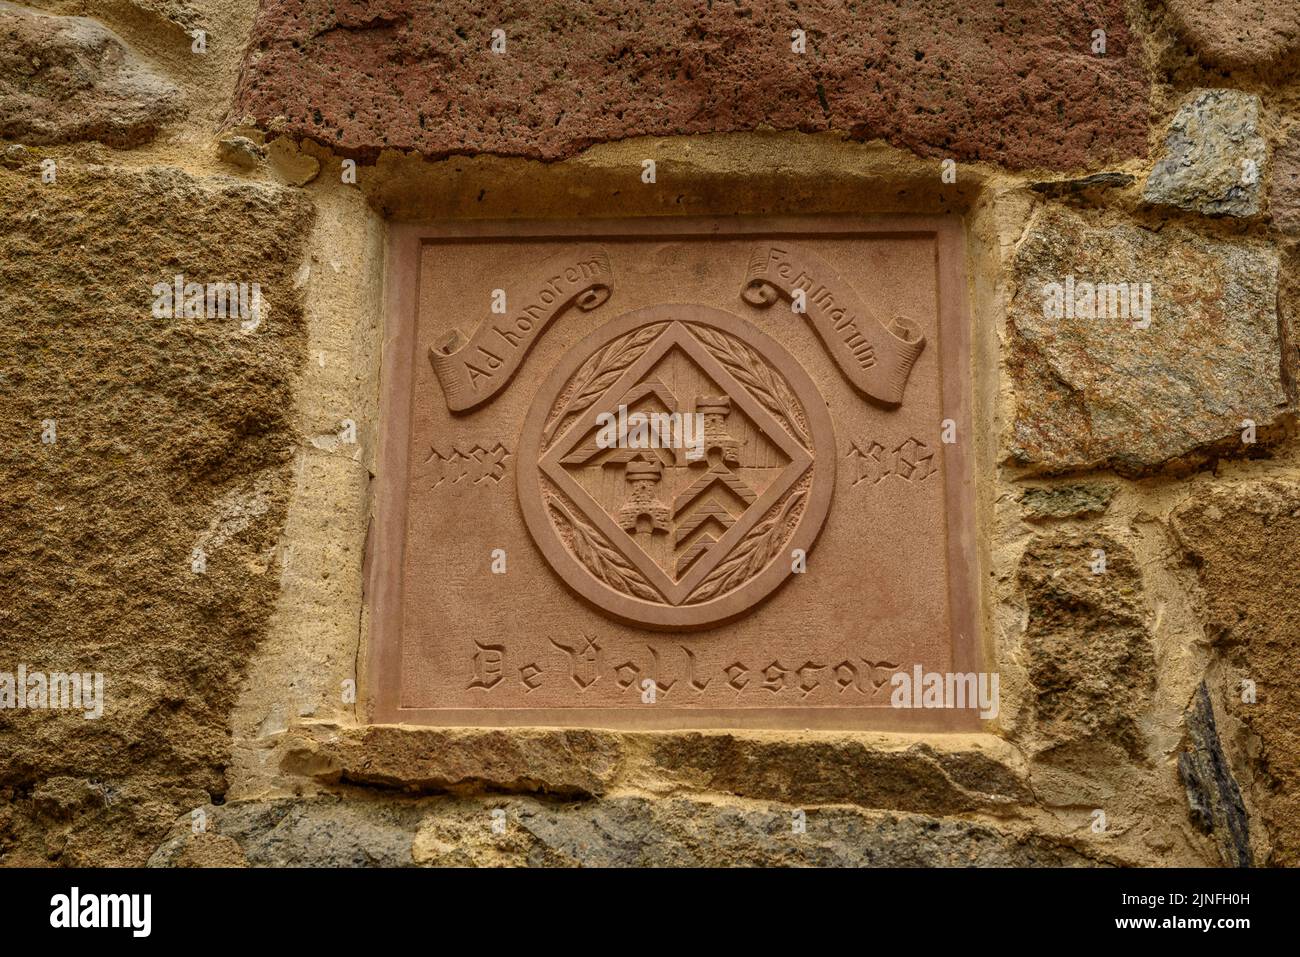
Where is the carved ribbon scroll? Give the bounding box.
[429,245,614,412]
[740,244,925,406]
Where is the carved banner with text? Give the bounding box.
[741,243,926,406]
[428,245,614,411]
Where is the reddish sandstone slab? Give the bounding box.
[233,0,1149,170]
[370,216,977,730]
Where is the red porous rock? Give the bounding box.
[232,0,1149,170]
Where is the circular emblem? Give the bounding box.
[517,304,835,630]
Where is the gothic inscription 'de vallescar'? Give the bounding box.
[371,219,974,729]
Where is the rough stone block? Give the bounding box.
[0,2,181,147]
[0,160,313,865]
[149,795,1106,867]
[1015,530,1153,756]
[1008,204,1285,474]
[1270,130,1300,235]
[1167,0,1300,70]
[1178,682,1252,867]
[1143,89,1267,217]
[1018,483,1116,520]
[1172,478,1300,865]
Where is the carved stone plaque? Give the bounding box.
[372,217,977,730]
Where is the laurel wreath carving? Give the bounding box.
[543,321,669,449]
[546,494,661,602]
[685,489,807,603]
[688,326,811,448]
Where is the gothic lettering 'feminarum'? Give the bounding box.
[428,245,614,412]
[740,244,926,406]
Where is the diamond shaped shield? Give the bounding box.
[517,304,835,630]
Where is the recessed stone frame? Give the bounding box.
[368,216,979,731]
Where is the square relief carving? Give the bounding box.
[371,217,977,729]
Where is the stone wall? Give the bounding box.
[1,0,1297,867]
